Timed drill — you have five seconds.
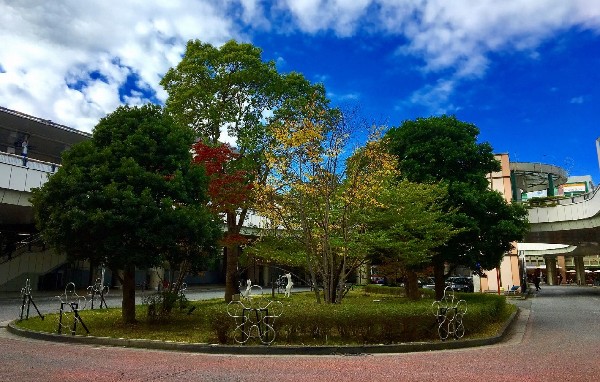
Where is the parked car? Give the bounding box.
[447,276,474,292]
[421,277,436,290]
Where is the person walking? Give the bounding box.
[557,273,563,285]
[534,270,541,291]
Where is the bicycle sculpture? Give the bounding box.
[431,286,467,341]
[227,285,283,345]
[19,278,44,320]
[86,274,109,310]
[56,282,89,335]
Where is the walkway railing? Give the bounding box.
[0,151,59,173]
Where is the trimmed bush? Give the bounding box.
[15,290,512,346]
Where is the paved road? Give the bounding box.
[0,285,227,323]
[1,285,600,381]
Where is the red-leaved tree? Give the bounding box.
[192,141,254,298]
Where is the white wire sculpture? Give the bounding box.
[86,273,109,309]
[227,285,283,345]
[431,286,467,341]
[56,282,89,335]
[284,273,293,297]
[243,279,252,298]
[19,278,44,320]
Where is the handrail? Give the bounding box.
[0,233,45,266]
[520,187,599,208]
[0,151,60,173]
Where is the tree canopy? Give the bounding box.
[385,115,529,297]
[161,39,327,302]
[251,102,458,303]
[357,179,459,299]
[31,105,220,322]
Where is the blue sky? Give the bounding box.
[1,1,599,183]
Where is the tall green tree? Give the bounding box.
[161,39,325,302]
[31,105,220,323]
[385,115,528,298]
[358,179,459,300]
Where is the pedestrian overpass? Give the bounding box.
[0,107,89,291]
[523,187,600,285]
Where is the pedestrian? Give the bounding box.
[534,270,541,291]
[557,273,563,285]
[21,135,28,166]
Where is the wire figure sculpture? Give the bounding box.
[87,270,109,310]
[284,273,293,297]
[431,286,467,341]
[227,285,283,345]
[56,282,90,335]
[243,279,252,298]
[19,278,44,320]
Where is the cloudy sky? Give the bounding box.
[1,0,599,182]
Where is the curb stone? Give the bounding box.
[6,309,520,355]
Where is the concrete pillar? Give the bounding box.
[575,256,586,285]
[544,257,557,285]
[510,171,520,201]
[547,173,555,197]
[262,265,270,287]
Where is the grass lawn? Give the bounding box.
[14,288,516,346]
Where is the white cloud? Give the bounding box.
[271,0,600,112]
[570,96,584,104]
[277,0,373,36]
[328,91,361,102]
[0,0,241,132]
[402,79,460,115]
[2,0,600,134]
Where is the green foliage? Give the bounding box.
[161,40,278,146]
[161,39,326,302]
[386,115,500,186]
[357,180,459,269]
[143,291,191,320]
[15,291,512,345]
[525,196,560,208]
[32,104,220,270]
[30,105,221,321]
[385,115,529,271]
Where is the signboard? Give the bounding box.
[563,183,587,193]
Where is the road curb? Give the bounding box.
[6,309,519,355]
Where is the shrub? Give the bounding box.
[15,290,512,346]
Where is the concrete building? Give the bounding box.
[484,152,600,293]
[0,106,90,291]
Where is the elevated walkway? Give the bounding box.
[0,152,58,229]
[526,187,600,248]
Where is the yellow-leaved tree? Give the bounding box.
[251,98,401,303]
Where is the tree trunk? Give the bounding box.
[308,264,321,304]
[223,211,243,303]
[121,264,136,323]
[433,257,446,301]
[224,244,239,302]
[406,270,421,300]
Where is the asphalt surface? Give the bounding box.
[1,285,600,381]
[0,284,227,323]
